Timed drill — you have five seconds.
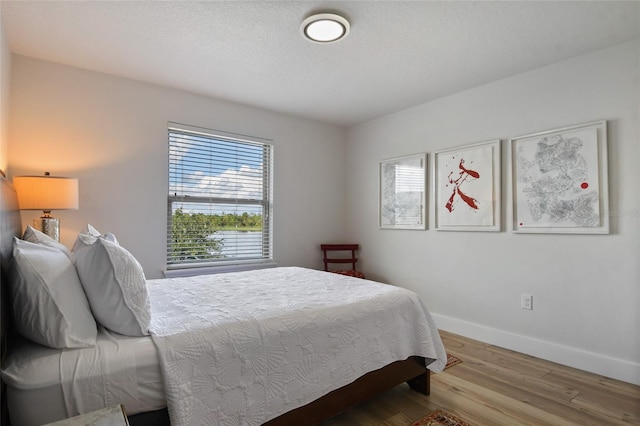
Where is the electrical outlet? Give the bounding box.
[521,294,533,310]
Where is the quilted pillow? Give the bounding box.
[74,238,150,336]
[71,224,118,253]
[72,231,119,254]
[22,225,72,258]
[9,238,97,348]
[84,223,101,236]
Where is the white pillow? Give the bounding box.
[84,223,101,237]
[72,231,119,254]
[9,238,97,348]
[74,238,150,336]
[22,225,72,258]
[71,224,118,253]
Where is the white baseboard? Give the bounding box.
[432,313,640,386]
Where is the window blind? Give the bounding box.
[167,124,273,269]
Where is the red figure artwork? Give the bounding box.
[445,159,480,212]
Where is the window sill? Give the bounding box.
[163,261,278,278]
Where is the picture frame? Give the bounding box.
[379,153,427,230]
[434,139,501,231]
[510,120,609,234]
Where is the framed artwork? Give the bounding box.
[434,139,501,231]
[510,120,609,234]
[379,153,427,230]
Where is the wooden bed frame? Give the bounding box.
[0,174,431,426]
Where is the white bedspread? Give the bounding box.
[148,267,446,426]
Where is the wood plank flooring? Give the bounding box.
[321,331,640,425]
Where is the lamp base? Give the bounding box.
[33,217,60,241]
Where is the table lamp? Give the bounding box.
[13,172,79,241]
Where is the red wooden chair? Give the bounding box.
[320,244,365,279]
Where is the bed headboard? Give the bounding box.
[1,172,21,351]
[0,172,22,424]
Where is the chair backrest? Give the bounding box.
[320,244,360,272]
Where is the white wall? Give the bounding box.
[8,56,347,279]
[0,12,11,172]
[346,40,640,385]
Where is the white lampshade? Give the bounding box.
[13,175,79,211]
[13,173,79,241]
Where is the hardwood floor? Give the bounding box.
[322,330,640,425]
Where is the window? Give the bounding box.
[167,123,273,270]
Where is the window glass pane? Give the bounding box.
[169,132,265,200]
[167,125,272,268]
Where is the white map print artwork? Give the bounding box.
[515,128,600,228]
[437,145,494,227]
[380,155,425,228]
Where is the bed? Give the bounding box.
[0,173,446,425]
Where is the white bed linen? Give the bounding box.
[1,327,165,426]
[148,267,446,426]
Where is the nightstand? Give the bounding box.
[44,405,129,426]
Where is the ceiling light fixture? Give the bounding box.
[301,13,350,43]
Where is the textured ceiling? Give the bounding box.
[2,1,640,128]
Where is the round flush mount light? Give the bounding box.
[301,13,350,43]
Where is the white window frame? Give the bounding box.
[165,123,274,276]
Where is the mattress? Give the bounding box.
[1,327,165,426]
